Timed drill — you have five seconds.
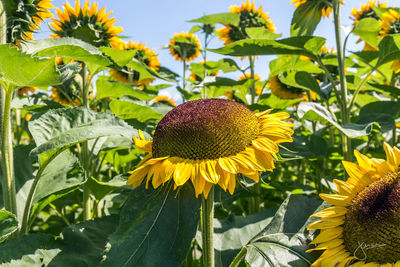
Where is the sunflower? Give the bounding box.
[380,9,400,36]
[189,61,219,83]
[50,87,82,106]
[18,87,37,96]
[109,41,160,87]
[49,0,123,48]
[351,0,387,25]
[127,99,294,198]
[216,0,275,46]
[152,96,177,107]
[6,0,54,42]
[238,73,263,96]
[169,32,201,62]
[308,143,400,266]
[268,75,315,101]
[291,0,343,18]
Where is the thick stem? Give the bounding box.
[202,33,208,99]
[333,0,351,161]
[249,56,256,105]
[1,90,17,214]
[229,247,247,267]
[201,187,214,267]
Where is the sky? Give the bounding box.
[36,0,399,100]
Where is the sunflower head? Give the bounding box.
[127,99,294,198]
[189,61,219,82]
[5,0,54,43]
[50,0,123,48]
[268,75,311,100]
[216,0,275,46]
[351,1,387,25]
[18,87,37,97]
[109,41,160,87]
[308,143,400,266]
[152,96,177,107]
[238,73,263,96]
[380,9,400,36]
[169,32,201,62]
[291,0,343,18]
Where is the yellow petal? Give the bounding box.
[308,218,344,230]
[310,227,343,245]
[311,206,347,218]
[319,193,352,206]
[333,179,356,197]
[218,157,238,174]
[173,160,192,186]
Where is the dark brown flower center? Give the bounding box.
[152,99,259,160]
[343,172,400,263]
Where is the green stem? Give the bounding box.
[202,33,209,99]
[229,247,247,267]
[1,90,17,214]
[347,68,374,110]
[249,56,256,105]
[201,187,214,267]
[333,0,351,161]
[183,60,187,91]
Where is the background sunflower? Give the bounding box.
[169,32,201,62]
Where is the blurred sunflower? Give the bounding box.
[18,87,37,96]
[169,32,201,62]
[238,73,263,96]
[268,75,315,101]
[380,9,400,73]
[351,0,387,25]
[49,0,123,48]
[308,143,400,266]
[152,96,177,107]
[291,0,343,18]
[217,0,275,46]
[189,61,219,83]
[127,99,294,198]
[109,41,160,87]
[6,0,54,43]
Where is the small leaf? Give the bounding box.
[377,35,400,67]
[109,99,163,122]
[99,47,137,67]
[188,13,240,26]
[0,210,18,243]
[279,71,321,96]
[86,175,127,200]
[290,1,322,36]
[245,27,282,39]
[353,18,381,48]
[269,56,323,77]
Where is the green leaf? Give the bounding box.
[103,185,201,267]
[28,107,137,160]
[99,47,137,66]
[208,36,325,58]
[377,35,400,67]
[217,59,240,73]
[353,18,381,48]
[269,56,323,77]
[367,83,400,96]
[0,210,18,243]
[109,99,163,122]
[96,76,154,101]
[0,45,64,88]
[243,195,324,266]
[245,27,282,39]
[358,101,400,132]
[86,175,127,200]
[280,135,328,159]
[290,1,322,36]
[256,94,302,110]
[188,13,240,26]
[21,38,112,73]
[279,71,321,96]
[297,102,373,138]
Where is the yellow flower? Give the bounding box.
[217,0,275,46]
[152,96,177,107]
[351,0,387,25]
[18,87,37,96]
[189,61,219,83]
[50,0,123,48]
[169,32,201,62]
[127,99,294,198]
[109,41,160,87]
[50,88,82,106]
[268,75,315,101]
[380,9,400,36]
[291,0,343,18]
[238,73,263,96]
[308,143,400,266]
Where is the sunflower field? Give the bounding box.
[1,0,400,266]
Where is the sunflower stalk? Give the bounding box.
[249,56,256,105]
[229,247,247,267]
[201,187,214,267]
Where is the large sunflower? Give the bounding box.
[169,32,201,62]
[268,75,315,101]
[351,0,387,25]
[127,99,294,198]
[109,41,160,87]
[238,73,263,96]
[6,0,54,42]
[217,0,275,46]
[308,143,400,266]
[49,0,123,48]
[291,0,343,18]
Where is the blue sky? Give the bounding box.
[37,0,398,100]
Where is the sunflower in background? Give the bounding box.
[380,9,400,73]
[217,0,275,46]
[49,0,123,48]
[291,0,343,19]
[268,75,315,101]
[127,99,294,198]
[238,73,263,96]
[18,87,37,97]
[5,0,54,43]
[110,41,160,88]
[308,143,400,266]
[169,32,201,62]
[189,61,219,83]
[152,96,177,107]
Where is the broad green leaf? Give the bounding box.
[109,99,163,122]
[290,1,322,36]
[28,107,137,159]
[269,56,323,77]
[358,113,394,133]
[21,38,112,73]
[96,76,154,101]
[353,18,381,48]
[217,58,240,73]
[255,94,302,110]
[280,135,328,159]
[125,58,155,82]
[243,195,324,266]
[86,175,127,200]
[99,47,137,66]
[102,185,201,267]
[0,45,64,88]
[279,71,321,96]
[297,102,373,138]
[377,35,400,67]
[1,249,60,266]
[359,101,400,117]
[208,36,326,58]
[367,83,400,96]
[245,27,281,39]
[0,210,18,243]
[188,13,240,26]
[11,96,63,111]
